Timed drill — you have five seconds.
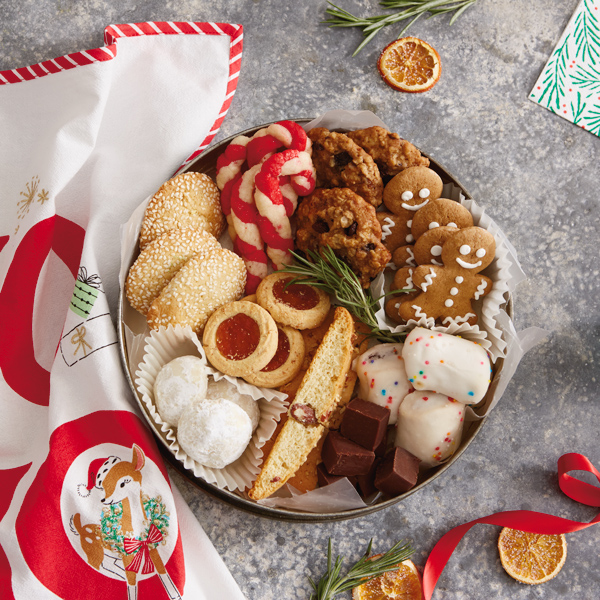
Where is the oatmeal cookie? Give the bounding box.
[295,188,391,288]
[347,126,429,179]
[307,128,383,207]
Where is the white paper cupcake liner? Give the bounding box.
[134,325,288,492]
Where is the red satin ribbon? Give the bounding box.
[422,453,600,599]
[124,524,163,575]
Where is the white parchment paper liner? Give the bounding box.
[119,109,543,513]
[134,325,287,492]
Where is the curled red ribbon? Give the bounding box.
[422,453,600,599]
[124,523,163,575]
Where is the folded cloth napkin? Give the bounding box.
[0,22,246,600]
[530,0,600,136]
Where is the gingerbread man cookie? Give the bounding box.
[383,166,443,230]
[398,226,495,326]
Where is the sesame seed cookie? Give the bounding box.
[146,246,246,334]
[125,227,219,316]
[139,172,226,249]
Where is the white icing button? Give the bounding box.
[407,220,412,228]
[429,221,440,229]
[431,245,443,256]
[419,188,430,198]
[448,222,457,228]
[450,287,459,295]
[401,191,413,201]
[476,248,487,258]
[455,276,464,283]
[406,234,415,243]
[459,244,471,255]
[445,299,454,307]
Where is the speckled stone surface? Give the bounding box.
[3,1,599,598]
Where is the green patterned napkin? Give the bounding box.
[530,0,600,136]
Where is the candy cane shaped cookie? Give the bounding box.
[254,149,316,270]
[246,120,311,168]
[230,163,269,294]
[216,135,251,241]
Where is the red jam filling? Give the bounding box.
[261,328,290,372]
[216,313,260,360]
[273,277,319,311]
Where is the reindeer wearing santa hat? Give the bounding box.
[70,444,182,600]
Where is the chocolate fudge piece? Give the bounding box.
[355,458,380,498]
[322,431,375,476]
[374,446,420,496]
[317,462,345,487]
[340,398,390,452]
[374,429,389,457]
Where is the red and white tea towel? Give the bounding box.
[0,22,246,600]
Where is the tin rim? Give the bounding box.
[117,119,512,522]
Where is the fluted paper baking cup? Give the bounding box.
[134,325,288,492]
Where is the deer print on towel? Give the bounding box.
[70,444,182,600]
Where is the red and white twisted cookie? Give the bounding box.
[254,149,316,270]
[230,163,269,294]
[215,135,250,242]
[246,120,311,168]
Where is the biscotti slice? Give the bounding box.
[146,246,246,334]
[288,306,355,426]
[248,307,355,500]
[125,227,219,316]
[248,418,324,500]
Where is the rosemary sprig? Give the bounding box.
[308,538,414,599]
[280,247,410,344]
[324,0,480,55]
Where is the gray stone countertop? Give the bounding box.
[3,1,599,598]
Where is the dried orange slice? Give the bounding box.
[377,37,441,93]
[352,557,422,600]
[498,528,567,585]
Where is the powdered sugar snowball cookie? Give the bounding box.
[146,246,246,335]
[177,398,253,469]
[395,390,465,469]
[205,377,260,432]
[139,172,226,249]
[153,355,209,427]
[402,327,492,404]
[125,227,220,316]
[356,343,412,425]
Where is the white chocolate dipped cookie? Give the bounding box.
[356,343,412,425]
[402,327,492,404]
[395,390,465,468]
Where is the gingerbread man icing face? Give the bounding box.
[398,226,496,326]
[383,166,444,216]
